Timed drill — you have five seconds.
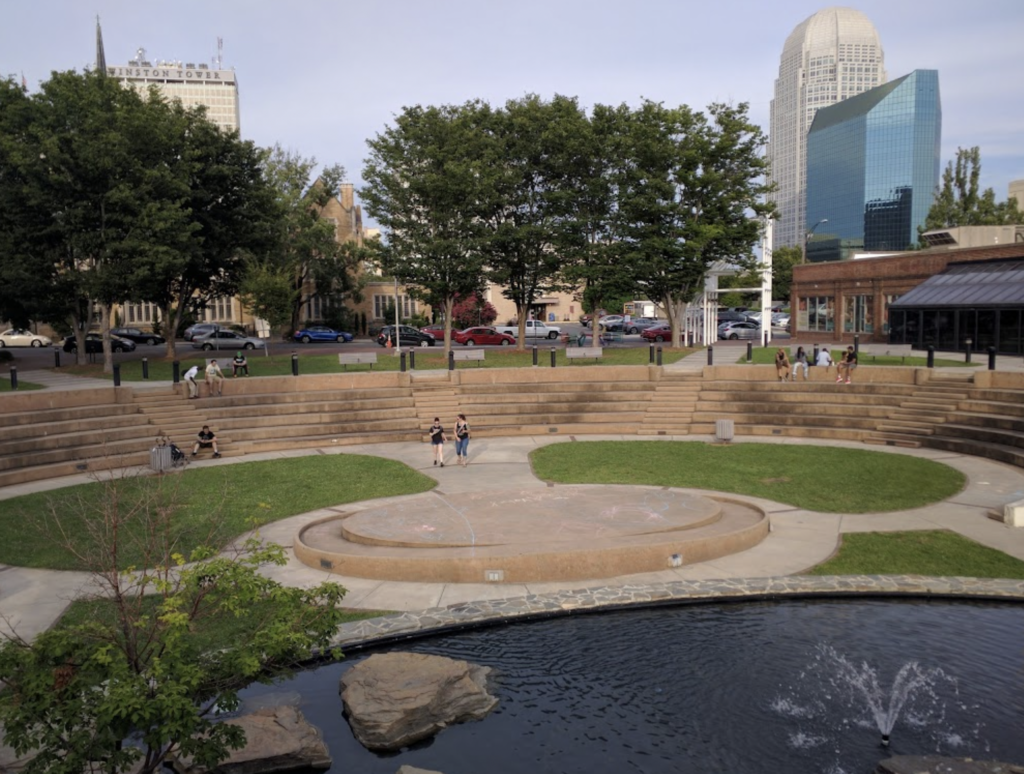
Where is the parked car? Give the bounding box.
[453,327,516,346]
[191,330,264,351]
[376,325,436,348]
[772,313,791,329]
[623,317,662,334]
[182,323,221,341]
[0,329,52,348]
[293,326,353,344]
[62,333,136,353]
[640,323,673,343]
[716,310,749,324]
[111,327,166,346]
[718,320,762,340]
[420,325,446,339]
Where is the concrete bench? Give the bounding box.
[338,352,378,370]
[452,349,486,366]
[865,344,914,363]
[566,346,603,361]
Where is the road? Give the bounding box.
[1,323,791,371]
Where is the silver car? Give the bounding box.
[0,328,52,348]
[191,330,265,351]
[717,321,762,340]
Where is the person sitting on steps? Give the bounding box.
[192,425,221,458]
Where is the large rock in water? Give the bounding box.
[876,756,1024,774]
[172,706,330,774]
[340,652,498,751]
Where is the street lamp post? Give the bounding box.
[802,218,829,264]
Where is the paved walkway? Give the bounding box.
[3,348,1024,643]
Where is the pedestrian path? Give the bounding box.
[3,431,1024,642]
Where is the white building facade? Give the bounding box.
[768,7,886,251]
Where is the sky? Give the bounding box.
[3,0,1023,224]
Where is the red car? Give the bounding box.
[452,327,516,346]
[641,323,673,343]
[421,325,446,339]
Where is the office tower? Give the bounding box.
[96,23,240,133]
[805,70,941,262]
[769,7,886,251]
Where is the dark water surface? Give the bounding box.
[240,600,1024,774]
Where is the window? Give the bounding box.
[373,294,417,320]
[843,295,872,333]
[797,295,834,332]
[124,302,158,325]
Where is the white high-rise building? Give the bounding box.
[768,7,886,251]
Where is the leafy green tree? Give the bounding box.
[616,101,772,347]
[921,146,1024,239]
[770,245,802,305]
[0,474,346,774]
[249,147,363,339]
[484,95,582,348]
[362,101,498,351]
[558,102,637,339]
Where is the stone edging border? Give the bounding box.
[329,575,1024,652]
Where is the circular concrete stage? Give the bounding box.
[295,485,769,584]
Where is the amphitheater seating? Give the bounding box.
[2,364,1023,487]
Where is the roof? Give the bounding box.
[890,258,1024,308]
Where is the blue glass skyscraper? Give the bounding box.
[805,70,941,262]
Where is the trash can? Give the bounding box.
[150,445,173,472]
[715,419,735,442]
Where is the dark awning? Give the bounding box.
[890,258,1024,309]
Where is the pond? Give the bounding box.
[240,599,1024,774]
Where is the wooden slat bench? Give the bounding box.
[339,352,378,370]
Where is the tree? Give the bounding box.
[616,101,773,347]
[247,147,363,339]
[484,95,581,349]
[450,292,497,329]
[921,146,1024,239]
[769,245,802,304]
[362,101,498,352]
[0,471,347,774]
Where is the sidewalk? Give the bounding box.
[3,431,1024,642]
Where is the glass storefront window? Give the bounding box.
[798,296,834,332]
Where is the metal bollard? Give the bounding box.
[853,334,859,358]
[649,344,655,364]
[400,351,406,372]
[746,341,752,362]
[113,363,121,387]
[53,348,61,368]
[988,346,996,371]
[812,345,819,363]
[927,346,934,368]
[291,353,299,376]
[532,346,538,367]
[707,346,713,366]
[448,350,455,371]
[550,347,556,367]
[172,360,180,383]
[9,366,17,390]
[409,349,415,370]
[965,339,973,364]
[141,358,149,379]
[657,347,663,366]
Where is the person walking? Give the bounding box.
[774,348,791,382]
[205,358,225,396]
[429,417,447,467]
[791,346,809,381]
[183,364,200,399]
[454,413,471,466]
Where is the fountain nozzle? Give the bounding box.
[880,733,890,747]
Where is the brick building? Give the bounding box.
[790,237,1024,353]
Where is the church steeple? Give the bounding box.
[95,16,107,73]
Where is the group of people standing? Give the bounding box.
[774,345,858,384]
[429,414,471,467]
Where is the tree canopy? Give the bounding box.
[921,146,1023,239]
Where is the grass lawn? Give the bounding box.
[809,530,1024,579]
[0,455,436,571]
[530,441,965,513]
[737,346,975,368]
[59,345,692,381]
[0,380,45,392]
